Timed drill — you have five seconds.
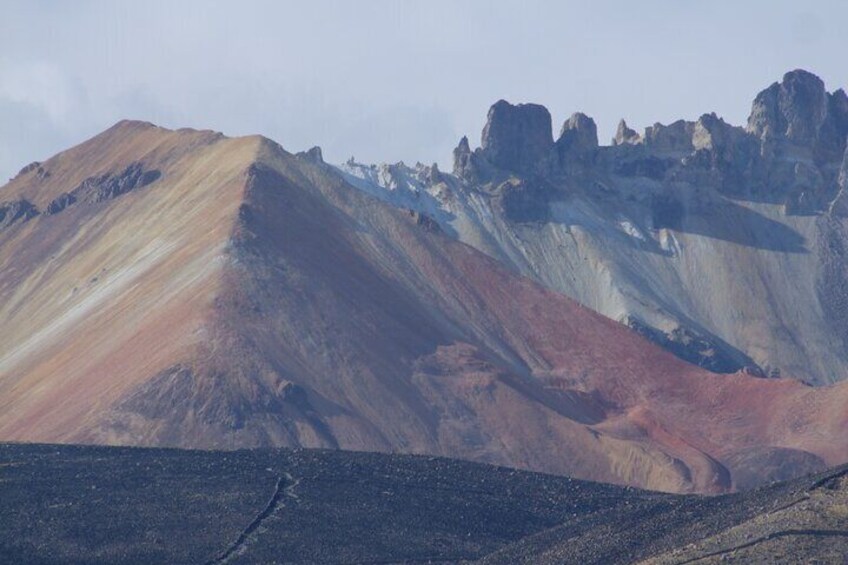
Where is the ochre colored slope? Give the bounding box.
[0,122,258,442]
[0,123,846,493]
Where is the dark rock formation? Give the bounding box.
[296,146,324,164]
[71,163,161,205]
[555,113,598,170]
[495,179,552,223]
[623,315,758,374]
[0,199,38,230]
[748,70,827,148]
[452,135,478,180]
[480,100,553,173]
[46,192,77,215]
[16,161,41,177]
[408,209,441,232]
[643,119,696,154]
[747,69,848,162]
[14,161,50,181]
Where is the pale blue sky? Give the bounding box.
[1,1,847,181]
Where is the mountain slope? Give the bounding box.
[1,120,847,493]
[2,443,847,564]
[341,69,848,385]
[482,462,848,564]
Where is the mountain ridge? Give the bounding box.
[340,68,848,385]
[2,74,848,493]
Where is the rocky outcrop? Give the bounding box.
[494,178,552,223]
[623,315,758,374]
[643,120,696,155]
[296,146,324,164]
[0,199,38,230]
[747,69,848,162]
[748,70,828,147]
[71,163,161,205]
[42,163,162,217]
[13,161,50,181]
[555,113,598,170]
[480,100,553,173]
[46,193,77,215]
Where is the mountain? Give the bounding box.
[2,443,847,564]
[341,69,848,385]
[1,75,848,494]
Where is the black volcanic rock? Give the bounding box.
[481,100,553,173]
[0,443,642,564]
[2,443,847,565]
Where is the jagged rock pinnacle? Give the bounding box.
[613,119,639,145]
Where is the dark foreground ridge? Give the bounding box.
[1,444,847,564]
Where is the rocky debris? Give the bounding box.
[612,119,639,145]
[4,443,848,565]
[0,442,648,565]
[0,199,38,230]
[724,447,826,491]
[480,100,553,173]
[482,464,848,565]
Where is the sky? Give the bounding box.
[1,1,847,182]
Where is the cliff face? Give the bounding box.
[2,111,848,494]
[348,69,848,385]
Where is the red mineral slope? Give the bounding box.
[0,122,845,493]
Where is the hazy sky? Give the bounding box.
[2,1,847,181]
